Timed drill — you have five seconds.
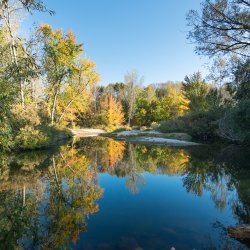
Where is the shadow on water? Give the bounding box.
[0,137,249,249]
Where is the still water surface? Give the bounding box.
[0,137,250,249]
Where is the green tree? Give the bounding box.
[182,72,209,112]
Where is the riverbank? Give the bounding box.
[104,130,199,146]
[71,128,200,146]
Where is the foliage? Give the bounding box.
[159,110,221,141]
[234,59,250,100]
[182,72,210,112]
[134,83,189,126]
[39,24,83,125]
[57,58,100,126]
[219,99,250,144]
[15,125,49,149]
[100,94,125,131]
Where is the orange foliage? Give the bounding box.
[100,94,124,129]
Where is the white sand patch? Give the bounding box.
[130,137,199,146]
[116,130,141,137]
[71,128,105,137]
[116,130,161,137]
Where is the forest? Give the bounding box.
[0,0,249,152]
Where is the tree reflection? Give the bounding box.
[0,145,103,249]
[41,146,103,249]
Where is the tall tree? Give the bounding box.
[182,72,209,112]
[57,58,100,125]
[100,94,124,130]
[0,0,51,108]
[124,70,143,126]
[187,0,250,58]
[39,24,83,125]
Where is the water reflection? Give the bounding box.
[0,137,249,249]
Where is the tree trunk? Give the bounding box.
[128,115,131,127]
[31,80,35,103]
[5,3,25,108]
[51,87,59,125]
[58,96,76,123]
[22,185,26,207]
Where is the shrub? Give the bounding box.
[111,126,132,133]
[0,123,14,151]
[150,122,160,130]
[218,99,250,144]
[159,111,221,141]
[15,125,49,150]
[11,105,42,129]
[158,118,186,133]
[186,112,219,140]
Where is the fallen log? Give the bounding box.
[228,225,250,246]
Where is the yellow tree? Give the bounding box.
[39,24,83,125]
[100,94,125,130]
[57,58,100,126]
[161,84,190,117]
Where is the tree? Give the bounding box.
[57,58,100,126]
[100,94,124,130]
[124,70,143,126]
[234,59,250,100]
[0,0,51,14]
[187,0,250,58]
[182,72,210,112]
[39,24,83,125]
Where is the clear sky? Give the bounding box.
[23,0,208,86]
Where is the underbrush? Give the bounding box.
[0,105,72,151]
[158,111,221,141]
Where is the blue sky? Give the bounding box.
[24,0,208,86]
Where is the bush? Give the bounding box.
[15,125,49,150]
[158,118,186,133]
[150,122,160,130]
[11,105,42,129]
[159,111,221,141]
[0,123,14,151]
[186,112,219,140]
[14,125,72,150]
[111,126,132,133]
[218,99,250,144]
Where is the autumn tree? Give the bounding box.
[100,94,124,130]
[134,84,189,126]
[57,58,100,126]
[39,24,83,125]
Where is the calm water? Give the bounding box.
[0,137,250,250]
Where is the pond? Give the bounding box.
[0,137,250,249]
